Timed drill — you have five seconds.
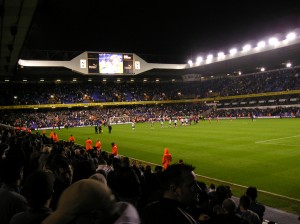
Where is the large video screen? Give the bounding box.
[99,53,123,74]
[87,52,134,75]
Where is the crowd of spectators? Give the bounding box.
[0,67,299,106]
[0,126,271,224]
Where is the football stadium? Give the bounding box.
[1,1,300,224]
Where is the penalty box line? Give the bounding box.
[255,135,300,144]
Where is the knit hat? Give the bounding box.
[42,179,116,224]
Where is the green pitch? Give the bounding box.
[39,118,300,213]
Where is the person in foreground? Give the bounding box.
[10,170,55,224]
[141,163,202,224]
[42,178,140,224]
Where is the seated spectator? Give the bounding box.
[10,170,55,224]
[237,195,261,224]
[213,198,242,224]
[245,186,265,222]
[42,179,140,224]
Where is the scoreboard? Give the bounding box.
[87,52,134,75]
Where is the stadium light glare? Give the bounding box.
[206,54,213,63]
[268,37,279,46]
[4,79,10,82]
[206,54,213,60]
[188,60,193,66]
[286,32,296,41]
[260,67,265,72]
[257,41,266,48]
[286,62,292,68]
[217,52,225,58]
[229,48,237,55]
[196,56,203,63]
[242,44,251,52]
[40,79,44,82]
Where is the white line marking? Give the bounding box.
[257,142,300,147]
[256,135,300,144]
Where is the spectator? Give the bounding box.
[10,170,55,224]
[237,195,261,224]
[245,186,265,222]
[0,144,28,224]
[42,179,140,224]
[213,198,242,224]
[141,163,201,224]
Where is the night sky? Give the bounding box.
[24,0,300,63]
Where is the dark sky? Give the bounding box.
[24,0,300,63]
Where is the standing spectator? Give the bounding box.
[46,155,73,211]
[141,163,201,224]
[0,145,28,224]
[162,148,172,170]
[10,170,55,224]
[42,179,140,224]
[111,142,118,156]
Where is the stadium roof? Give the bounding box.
[1,0,300,81]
